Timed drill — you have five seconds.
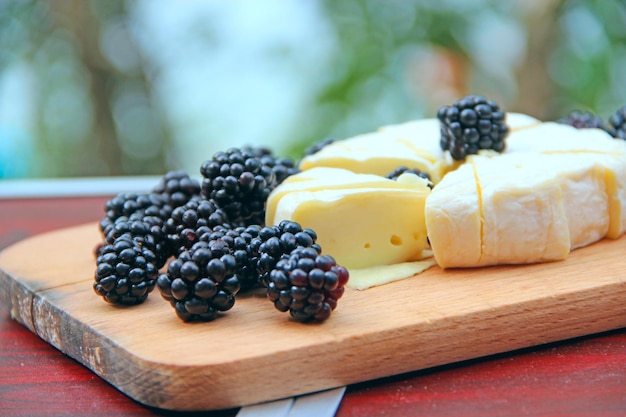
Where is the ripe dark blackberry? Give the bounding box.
[608,105,626,140]
[161,197,229,255]
[437,95,509,161]
[557,110,608,132]
[266,246,349,322]
[385,166,433,189]
[200,224,263,291]
[99,192,171,238]
[255,220,321,288]
[156,241,241,322]
[303,137,336,157]
[104,214,169,268]
[93,236,159,305]
[152,170,202,208]
[199,147,297,226]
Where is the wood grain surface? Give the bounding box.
[1,220,625,411]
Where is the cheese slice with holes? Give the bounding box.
[266,167,431,269]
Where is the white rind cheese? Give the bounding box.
[426,147,626,269]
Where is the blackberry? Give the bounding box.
[93,236,159,305]
[99,192,171,238]
[266,246,349,322]
[255,220,321,288]
[608,105,626,140]
[303,137,336,157]
[161,197,229,255]
[156,241,241,322]
[557,110,608,132]
[437,95,508,161]
[385,166,433,189]
[152,170,202,208]
[104,214,169,268]
[200,224,263,291]
[199,147,297,226]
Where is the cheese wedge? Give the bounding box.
[299,126,443,182]
[300,113,541,185]
[266,168,431,269]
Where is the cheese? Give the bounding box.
[426,152,619,268]
[346,259,437,290]
[265,167,424,227]
[300,113,540,185]
[424,163,482,268]
[299,127,443,182]
[266,168,431,269]
[291,116,626,275]
[506,122,625,154]
[506,121,626,239]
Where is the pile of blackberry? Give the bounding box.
[94,172,203,305]
[437,95,509,161]
[93,149,349,323]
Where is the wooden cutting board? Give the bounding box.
[1,223,625,411]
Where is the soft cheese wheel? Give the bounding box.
[266,168,431,269]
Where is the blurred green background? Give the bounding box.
[1,0,625,179]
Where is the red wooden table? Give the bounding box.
[1,196,625,416]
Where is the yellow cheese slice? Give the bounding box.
[346,259,437,290]
[265,167,425,227]
[299,129,441,181]
[266,168,431,269]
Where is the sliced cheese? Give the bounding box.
[300,113,540,185]
[470,154,570,266]
[265,167,425,227]
[266,168,431,269]
[299,127,442,182]
[424,163,482,268]
[506,122,626,154]
[426,152,619,268]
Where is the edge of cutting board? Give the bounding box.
[0,223,625,411]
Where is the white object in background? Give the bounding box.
[0,176,177,199]
[236,387,346,417]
